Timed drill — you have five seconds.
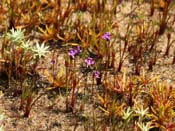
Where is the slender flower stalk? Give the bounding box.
[67,46,81,112]
[102,32,111,99]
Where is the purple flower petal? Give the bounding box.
[68,46,82,59]
[51,59,56,64]
[85,57,95,66]
[102,32,111,41]
[68,48,76,58]
[94,71,100,78]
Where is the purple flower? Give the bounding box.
[74,45,82,54]
[51,59,56,64]
[85,57,95,66]
[68,46,82,59]
[68,48,76,58]
[94,71,100,78]
[102,32,111,41]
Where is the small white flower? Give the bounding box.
[32,42,50,58]
[6,28,25,44]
